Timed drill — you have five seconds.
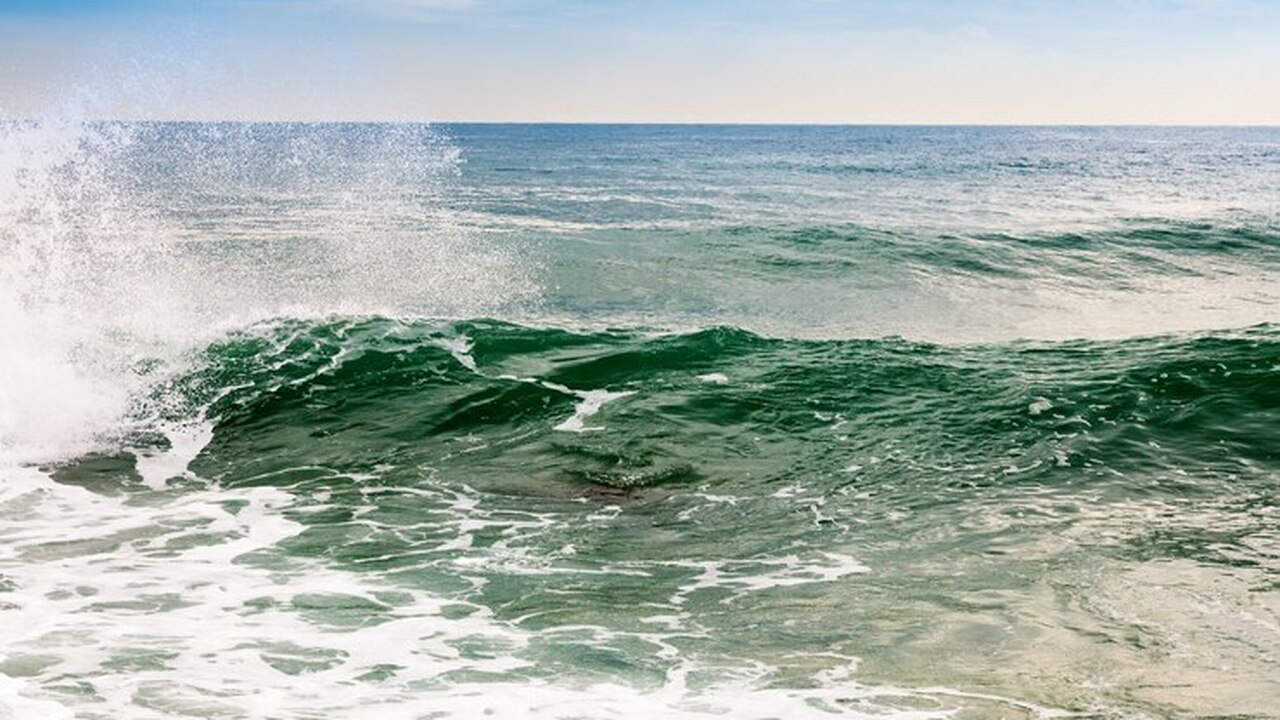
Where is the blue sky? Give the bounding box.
[1,0,1277,122]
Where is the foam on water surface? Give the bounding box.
[550,387,636,433]
[0,441,1055,719]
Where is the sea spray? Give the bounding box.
[0,118,533,463]
[0,118,146,463]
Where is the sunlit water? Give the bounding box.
[1,122,1277,719]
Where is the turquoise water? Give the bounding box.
[0,123,1277,719]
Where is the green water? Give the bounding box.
[53,318,1263,717]
[3,123,1279,719]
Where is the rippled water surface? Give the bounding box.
[1,123,1277,719]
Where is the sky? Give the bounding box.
[0,0,1278,123]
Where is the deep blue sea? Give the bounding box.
[0,123,1277,719]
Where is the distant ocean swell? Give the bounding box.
[603,218,1280,278]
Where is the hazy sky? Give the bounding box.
[1,0,1278,123]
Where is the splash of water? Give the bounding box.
[0,117,533,465]
[0,118,143,464]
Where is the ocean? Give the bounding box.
[0,122,1277,719]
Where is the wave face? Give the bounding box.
[1,123,1279,719]
[188,319,1280,491]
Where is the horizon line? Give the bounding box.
[2,118,1279,128]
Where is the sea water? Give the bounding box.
[1,122,1277,719]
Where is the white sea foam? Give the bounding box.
[670,553,871,606]
[0,442,1039,720]
[551,387,636,432]
[0,674,75,720]
[0,459,523,719]
[438,335,479,371]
